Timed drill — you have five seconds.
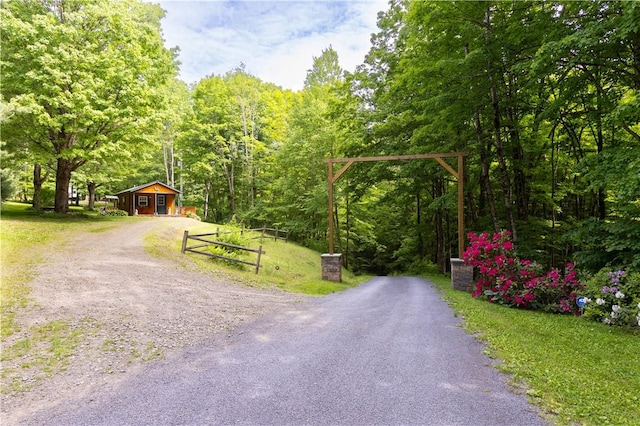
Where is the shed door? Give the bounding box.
[157,194,167,214]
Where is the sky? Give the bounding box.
[157,0,388,91]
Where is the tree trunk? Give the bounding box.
[334,202,343,255]
[473,110,500,233]
[490,88,517,243]
[345,185,350,269]
[505,84,528,221]
[203,179,211,220]
[432,179,446,273]
[221,162,236,216]
[466,41,499,233]
[416,190,424,259]
[32,163,47,211]
[163,136,175,187]
[87,181,98,210]
[170,143,174,188]
[484,6,517,243]
[595,82,606,220]
[54,158,73,213]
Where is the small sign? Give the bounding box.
[576,296,588,308]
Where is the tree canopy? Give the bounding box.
[1,0,177,212]
[3,0,638,274]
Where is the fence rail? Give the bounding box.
[250,226,289,242]
[181,230,264,274]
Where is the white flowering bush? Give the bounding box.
[583,270,640,328]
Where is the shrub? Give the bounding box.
[103,209,128,216]
[463,231,584,314]
[207,245,246,270]
[583,270,640,328]
[206,225,252,269]
[186,212,201,221]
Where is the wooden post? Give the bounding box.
[255,245,263,274]
[457,154,465,258]
[328,160,334,254]
[181,230,189,253]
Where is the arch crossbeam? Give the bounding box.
[324,152,469,259]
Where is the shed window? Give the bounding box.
[138,196,148,207]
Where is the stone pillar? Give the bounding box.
[450,258,474,292]
[321,254,342,282]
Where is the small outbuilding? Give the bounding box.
[116,181,180,216]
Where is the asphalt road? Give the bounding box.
[24,277,546,425]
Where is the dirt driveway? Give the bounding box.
[1,217,307,424]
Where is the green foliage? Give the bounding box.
[102,209,128,217]
[5,0,636,277]
[157,221,369,295]
[0,168,18,200]
[186,212,201,221]
[216,229,250,251]
[570,217,640,272]
[206,226,253,269]
[1,0,178,213]
[583,270,640,328]
[207,244,246,270]
[329,0,640,275]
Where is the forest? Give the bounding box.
[2,0,639,276]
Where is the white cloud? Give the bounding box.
[157,0,388,91]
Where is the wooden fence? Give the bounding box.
[250,226,289,242]
[181,230,264,274]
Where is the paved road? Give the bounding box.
[25,277,546,425]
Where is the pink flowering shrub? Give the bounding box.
[463,231,584,314]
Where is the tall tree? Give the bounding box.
[1,0,177,213]
[157,79,191,189]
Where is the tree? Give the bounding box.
[304,46,343,89]
[1,0,177,213]
[346,0,639,272]
[263,47,345,249]
[158,79,191,189]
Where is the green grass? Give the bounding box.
[0,201,122,336]
[426,272,640,426]
[0,319,85,392]
[0,201,131,392]
[147,222,371,295]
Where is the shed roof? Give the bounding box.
[116,181,180,195]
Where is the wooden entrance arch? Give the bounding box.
[324,153,469,261]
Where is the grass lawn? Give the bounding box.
[148,221,370,295]
[426,272,640,426]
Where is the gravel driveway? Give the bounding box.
[1,217,306,424]
[11,275,546,425]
